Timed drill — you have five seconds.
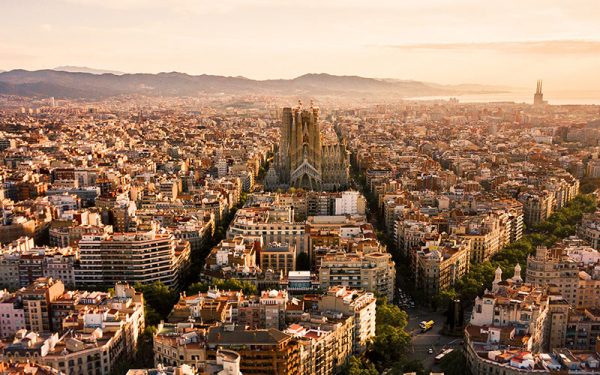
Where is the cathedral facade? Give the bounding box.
[266,103,349,191]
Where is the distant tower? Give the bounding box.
[533,80,544,106]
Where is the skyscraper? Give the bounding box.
[533,80,545,106]
[266,102,349,191]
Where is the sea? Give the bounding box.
[406,90,600,105]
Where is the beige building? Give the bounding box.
[1,329,125,375]
[465,275,600,374]
[227,206,307,254]
[518,191,555,227]
[318,251,395,301]
[154,323,207,368]
[204,235,260,272]
[284,314,354,375]
[527,241,600,309]
[414,235,471,297]
[453,214,502,263]
[76,225,190,288]
[473,269,570,351]
[578,211,600,250]
[260,243,296,276]
[1,283,144,375]
[20,277,65,333]
[317,286,376,354]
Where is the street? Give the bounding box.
[405,307,463,372]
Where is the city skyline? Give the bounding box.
[2,1,600,92]
[2,2,600,375]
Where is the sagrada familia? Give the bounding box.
[265,102,349,191]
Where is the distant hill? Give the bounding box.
[0,69,507,99]
[53,66,125,75]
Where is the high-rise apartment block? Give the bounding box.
[76,226,190,288]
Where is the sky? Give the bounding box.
[2,0,600,92]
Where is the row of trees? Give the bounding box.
[436,194,597,306]
[346,164,425,373]
[346,299,426,375]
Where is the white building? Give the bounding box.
[334,191,366,216]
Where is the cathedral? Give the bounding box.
[265,102,349,191]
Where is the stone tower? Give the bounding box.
[268,102,349,191]
[492,266,503,292]
[533,80,544,106]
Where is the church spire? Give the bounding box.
[511,263,523,284]
[492,266,503,292]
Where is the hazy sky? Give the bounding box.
[2,0,600,91]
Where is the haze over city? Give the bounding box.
[2,0,600,96]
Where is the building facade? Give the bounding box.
[76,226,190,288]
[267,104,349,191]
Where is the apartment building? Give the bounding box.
[318,251,395,300]
[414,235,471,297]
[20,277,65,333]
[153,323,207,368]
[76,225,190,288]
[578,211,600,250]
[0,290,26,338]
[526,241,600,309]
[285,315,354,375]
[0,282,144,375]
[206,325,302,375]
[317,286,376,354]
[518,191,555,227]
[452,214,502,263]
[260,243,296,276]
[227,206,307,254]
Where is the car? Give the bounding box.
[428,348,434,354]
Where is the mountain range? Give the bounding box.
[0,69,508,99]
[52,66,126,75]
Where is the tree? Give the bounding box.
[364,299,412,369]
[370,326,411,366]
[439,349,470,375]
[375,299,408,331]
[388,358,426,375]
[345,356,379,375]
[144,305,163,327]
[433,288,458,311]
[134,281,179,321]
